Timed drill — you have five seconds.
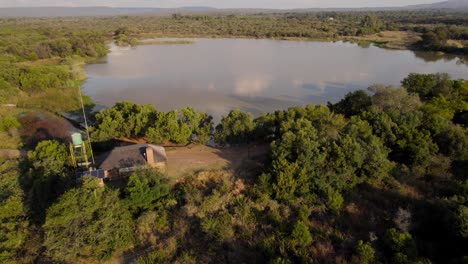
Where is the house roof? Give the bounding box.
[97,144,167,171]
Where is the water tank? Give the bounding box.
[71,133,83,146]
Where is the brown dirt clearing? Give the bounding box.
[165,144,269,179]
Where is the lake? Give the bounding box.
[83,38,468,119]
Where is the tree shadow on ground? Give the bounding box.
[335,181,466,263]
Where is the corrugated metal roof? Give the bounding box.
[97,144,167,171]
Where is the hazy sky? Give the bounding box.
[1,0,443,9]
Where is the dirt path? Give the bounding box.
[165,144,269,179]
[0,149,28,159]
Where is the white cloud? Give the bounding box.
[234,76,272,97]
[0,0,442,8]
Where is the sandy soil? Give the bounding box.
[165,144,269,179]
[0,149,28,159]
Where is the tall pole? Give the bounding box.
[78,85,96,169]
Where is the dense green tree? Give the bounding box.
[27,140,72,221]
[418,27,450,51]
[146,110,192,145]
[125,169,172,214]
[328,90,372,117]
[181,107,213,144]
[384,228,418,262]
[43,177,134,262]
[360,108,398,146]
[92,101,156,141]
[402,73,466,101]
[214,109,255,146]
[355,241,376,264]
[434,124,468,159]
[392,114,439,168]
[359,15,382,35]
[326,187,344,213]
[0,159,29,263]
[267,109,392,205]
[92,102,213,145]
[28,140,69,175]
[290,221,313,246]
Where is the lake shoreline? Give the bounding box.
[126,31,466,56]
[83,38,468,122]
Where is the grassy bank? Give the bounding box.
[137,39,196,45]
[343,30,422,50]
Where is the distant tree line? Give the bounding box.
[1,9,467,55]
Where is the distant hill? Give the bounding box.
[407,0,468,9]
[0,1,467,18]
[0,6,217,18]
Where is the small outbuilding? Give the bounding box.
[97,143,167,178]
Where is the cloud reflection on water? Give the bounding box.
[83,38,468,120]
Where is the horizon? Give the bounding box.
[0,0,447,9]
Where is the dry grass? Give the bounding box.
[0,105,29,117]
[0,132,22,149]
[446,39,466,48]
[346,31,422,50]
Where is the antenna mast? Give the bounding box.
[78,86,96,168]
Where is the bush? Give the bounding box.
[200,212,235,241]
[384,228,417,259]
[28,140,69,174]
[0,116,20,132]
[291,221,313,246]
[214,109,254,146]
[125,169,172,214]
[457,205,468,238]
[43,177,134,262]
[326,188,344,213]
[329,90,372,117]
[356,240,376,264]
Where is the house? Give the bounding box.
[97,143,167,178]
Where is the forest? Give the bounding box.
[1,72,467,263]
[0,9,468,55]
[0,8,467,264]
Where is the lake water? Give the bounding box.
[83,38,468,119]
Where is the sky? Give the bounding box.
[0,0,444,9]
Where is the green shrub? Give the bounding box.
[214,109,254,146]
[43,177,134,262]
[291,221,313,246]
[384,228,417,259]
[356,240,376,264]
[326,188,344,213]
[0,116,20,132]
[200,212,235,241]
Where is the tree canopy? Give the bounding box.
[43,177,134,262]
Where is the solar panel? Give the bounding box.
[76,169,106,179]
